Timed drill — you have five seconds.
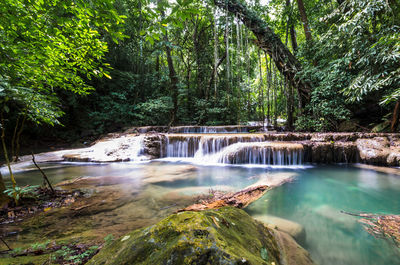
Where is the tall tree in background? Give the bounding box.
[156,0,179,126]
[296,0,312,41]
[214,0,311,109]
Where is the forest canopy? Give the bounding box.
[0,0,399,146]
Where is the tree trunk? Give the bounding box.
[214,0,311,108]
[286,80,294,130]
[258,49,265,127]
[0,171,8,207]
[266,52,271,125]
[391,99,400,132]
[287,0,298,52]
[290,25,298,52]
[273,64,278,128]
[164,32,179,126]
[296,0,312,41]
[1,111,17,203]
[158,0,179,126]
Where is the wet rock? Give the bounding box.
[354,164,400,176]
[62,135,148,162]
[332,142,359,163]
[142,164,197,184]
[87,207,313,265]
[253,215,306,243]
[356,137,391,165]
[273,229,314,265]
[310,142,334,163]
[247,172,298,188]
[314,205,357,230]
[143,134,165,158]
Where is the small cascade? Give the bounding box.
[210,142,303,165]
[165,135,201,157]
[164,134,265,158]
[168,125,262,133]
[194,135,265,157]
[162,134,303,166]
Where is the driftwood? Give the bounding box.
[342,211,400,247]
[214,0,311,108]
[178,185,268,212]
[0,237,11,251]
[31,153,55,194]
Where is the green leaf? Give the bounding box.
[260,247,268,261]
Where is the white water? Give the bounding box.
[68,135,147,162]
[169,126,254,133]
[164,134,303,166]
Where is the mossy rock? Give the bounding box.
[0,254,51,265]
[87,207,281,265]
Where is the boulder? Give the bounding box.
[253,215,306,243]
[273,229,314,265]
[310,142,334,163]
[356,137,391,164]
[87,207,314,265]
[332,142,359,163]
[143,134,165,158]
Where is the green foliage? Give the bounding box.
[134,97,174,126]
[260,247,269,261]
[10,247,23,256]
[104,234,115,246]
[336,0,400,105]
[2,0,398,138]
[0,0,126,139]
[295,0,399,131]
[31,240,51,251]
[3,185,39,202]
[53,245,99,264]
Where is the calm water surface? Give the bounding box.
[4,162,400,265]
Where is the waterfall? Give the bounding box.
[162,134,304,166]
[165,135,201,157]
[168,125,260,133]
[210,142,303,165]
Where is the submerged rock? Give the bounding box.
[87,207,313,265]
[253,215,306,243]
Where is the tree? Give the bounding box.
[296,0,312,41]
[0,0,126,203]
[213,0,311,109]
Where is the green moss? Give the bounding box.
[0,254,51,265]
[87,207,281,265]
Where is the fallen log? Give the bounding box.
[342,211,400,248]
[178,185,268,212]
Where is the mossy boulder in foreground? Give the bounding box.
[87,207,313,265]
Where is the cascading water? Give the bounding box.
[162,133,304,166]
[168,125,258,133]
[210,142,303,165]
[165,134,265,158]
[165,136,201,157]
